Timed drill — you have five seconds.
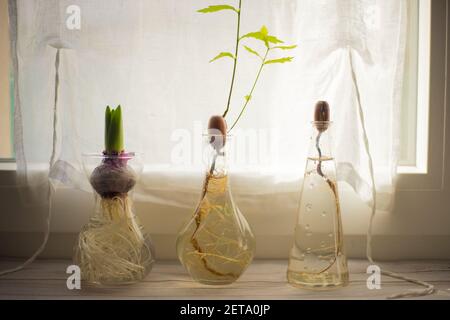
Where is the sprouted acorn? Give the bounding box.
[90,105,136,198]
[208,115,227,151]
[314,100,330,132]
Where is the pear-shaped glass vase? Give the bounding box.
[287,122,349,289]
[176,134,255,285]
[74,152,155,286]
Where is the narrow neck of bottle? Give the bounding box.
[204,135,229,177]
[207,147,228,177]
[308,122,333,160]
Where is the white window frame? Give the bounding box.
[397,0,447,191]
[0,0,13,161]
[398,0,430,174]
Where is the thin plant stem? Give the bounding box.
[229,48,270,131]
[223,0,242,118]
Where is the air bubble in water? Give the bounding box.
[306,204,312,212]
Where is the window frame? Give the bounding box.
[398,0,429,173]
[396,0,448,191]
[0,0,13,161]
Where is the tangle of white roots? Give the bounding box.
[75,196,154,285]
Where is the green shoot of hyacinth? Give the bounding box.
[104,105,124,153]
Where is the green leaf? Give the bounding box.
[273,45,297,50]
[241,26,268,47]
[264,57,294,65]
[244,46,261,59]
[266,35,284,45]
[106,105,124,153]
[244,95,252,102]
[105,106,111,150]
[241,26,284,48]
[210,52,236,63]
[241,31,264,41]
[260,25,269,37]
[197,5,238,14]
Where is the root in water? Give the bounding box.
[75,196,153,284]
[179,171,253,282]
[190,173,238,278]
[314,132,343,275]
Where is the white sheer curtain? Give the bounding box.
[10,0,406,211]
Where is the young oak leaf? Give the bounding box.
[197,5,238,14]
[240,31,265,42]
[261,26,284,45]
[260,25,269,37]
[210,52,236,63]
[264,57,294,65]
[266,36,284,46]
[241,26,284,48]
[244,46,262,59]
[273,45,297,50]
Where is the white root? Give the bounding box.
[75,195,153,285]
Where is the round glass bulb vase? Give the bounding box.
[176,134,255,285]
[287,122,349,289]
[74,152,155,286]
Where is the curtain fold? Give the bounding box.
[11,0,407,212]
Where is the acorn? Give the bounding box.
[208,115,227,151]
[314,101,330,132]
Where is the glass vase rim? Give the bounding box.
[202,133,233,138]
[82,152,141,160]
[311,120,333,125]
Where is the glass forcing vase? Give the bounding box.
[74,152,155,286]
[287,122,349,289]
[176,134,255,285]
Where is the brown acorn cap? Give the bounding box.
[314,101,330,131]
[208,115,227,150]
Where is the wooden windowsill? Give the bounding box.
[0,259,449,299]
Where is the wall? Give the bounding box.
[0,0,12,158]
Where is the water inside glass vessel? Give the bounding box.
[287,156,349,289]
[176,173,255,285]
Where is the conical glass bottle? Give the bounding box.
[74,152,155,286]
[176,134,255,285]
[287,120,349,289]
